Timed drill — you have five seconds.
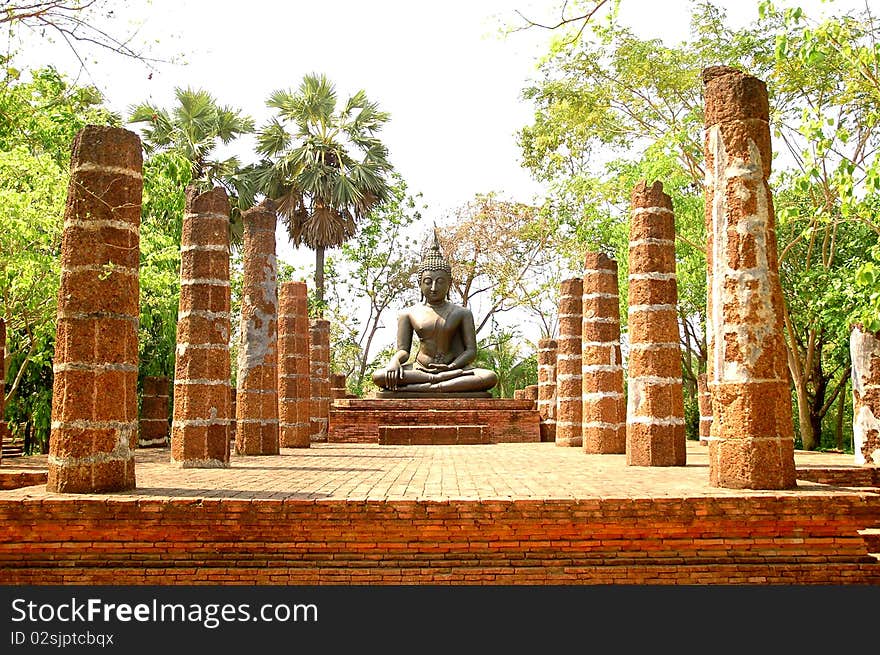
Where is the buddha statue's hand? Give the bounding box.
[385,359,404,390]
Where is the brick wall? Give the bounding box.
[1,494,878,585]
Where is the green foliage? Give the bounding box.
[254,73,394,305]
[475,329,538,399]
[0,66,115,450]
[139,150,192,379]
[324,174,423,392]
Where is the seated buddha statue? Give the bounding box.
[371,236,497,394]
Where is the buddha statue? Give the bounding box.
[371,236,498,394]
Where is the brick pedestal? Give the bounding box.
[329,398,540,443]
[278,282,310,448]
[851,326,880,465]
[235,200,279,456]
[170,187,232,468]
[309,319,330,442]
[626,182,685,466]
[47,126,142,493]
[556,278,582,446]
[139,375,169,448]
[537,338,557,442]
[703,66,795,488]
[582,253,626,454]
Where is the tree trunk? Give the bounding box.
[315,246,325,316]
[794,380,817,450]
[835,378,847,451]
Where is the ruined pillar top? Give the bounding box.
[71,125,142,172]
[631,180,672,210]
[702,66,769,124]
[185,185,230,215]
[241,198,278,231]
[583,251,617,272]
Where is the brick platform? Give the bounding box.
[329,397,540,444]
[1,442,878,585]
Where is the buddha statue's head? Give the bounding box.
[418,233,452,303]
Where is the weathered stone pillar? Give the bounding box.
[0,318,5,464]
[556,278,583,446]
[47,126,142,493]
[330,373,348,399]
[235,199,279,456]
[851,326,880,465]
[703,66,796,488]
[139,375,170,447]
[309,319,331,442]
[697,373,712,445]
[278,281,311,448]
[582,252,626,454]
[170,187,232,468]
[626,182,686,466]
[513,389,525,400]
[537,338,558,442]
[523,384,539,410]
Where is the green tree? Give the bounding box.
[329,174,423,392]
[475,329,538,398]
[437,193,558,336]
[0,66,117,451]
[128,87,254,223]
[517,0,880,449]
[254,73,394,310]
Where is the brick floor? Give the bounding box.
[1,440,875,502]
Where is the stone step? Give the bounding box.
[858,528,880,553]
[378,425,490,445]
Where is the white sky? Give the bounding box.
[11,0,866,349]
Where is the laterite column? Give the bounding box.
[626,181,686,466]
[582,252,626,454]
[47,126,142,492]
[555,278,582,446]
[330,373,348,399]
[703,66,795,488]
[139,375,170,447]
[278,281,311,448]
[309,319,331,442]
[851,326,880,465]
[170,187,231,467]
[537,338,557,442]
[235,199,279,455]
[697,373,712,445]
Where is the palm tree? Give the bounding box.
[128,87,256,232]
[254,73,393,311]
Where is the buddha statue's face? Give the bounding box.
[420,270,450,304]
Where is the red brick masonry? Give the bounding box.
[329,398,540,444]
[1,492,877,584]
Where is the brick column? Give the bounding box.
[851,326,880,465]
[139,375,169,447]
[582,252,626,454]
[513,389,525,400]
[278,281,311,448]
[523,384,539,409]
[0,318,5,464]
[235,199,279,456]
[555,278,582,446]
[626,181,686,466]
[537,338,557,442]
[703,66,796,488]
[330,373,348,399]
[697,373,712,445]
[170,187,232,468]
[309,319,330,442]
[47,126,142,493]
